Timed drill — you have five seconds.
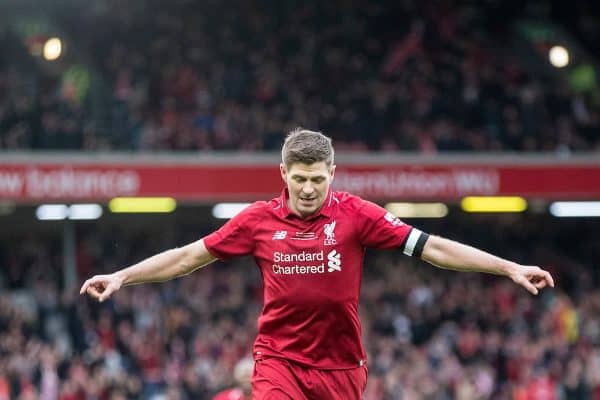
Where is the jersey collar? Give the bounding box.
[278,188,334,220]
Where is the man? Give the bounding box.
[212,357,253,400]
[81,128,554,399]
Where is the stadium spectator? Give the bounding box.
[212,357,253,400]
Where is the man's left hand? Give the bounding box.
[509,265,555,295]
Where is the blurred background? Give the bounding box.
[0,0,599,399]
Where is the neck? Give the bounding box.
[288,202,312,219]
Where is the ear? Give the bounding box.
[329,164,336,183]
[280,163,287,183]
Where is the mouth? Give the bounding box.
[299,197,316,204]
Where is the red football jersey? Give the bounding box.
[204,190,424,369]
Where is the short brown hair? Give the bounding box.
[281,128,334,168]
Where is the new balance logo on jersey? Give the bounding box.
[272,230,287,240]
[327,250,341,272]
[324,220,337,245]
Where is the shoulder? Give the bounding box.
[333,191,370,212]
[236,196,286,221]
[233,197,283,217]
[245,200,271,214]
[334,190,390,221]
[220,201,270,230]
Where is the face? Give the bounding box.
[280,161,335,218]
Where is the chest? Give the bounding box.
[252,217,363,300]
[255,218,352,254]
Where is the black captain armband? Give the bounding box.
[401,229,429,258]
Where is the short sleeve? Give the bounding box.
[357,199,414,250]
[203,202,263,260]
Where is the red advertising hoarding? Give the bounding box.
[0,155,598,202]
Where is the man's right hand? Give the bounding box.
[79,273,124,302]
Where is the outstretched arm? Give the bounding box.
[421,235,554,295]
[80,239,216,302]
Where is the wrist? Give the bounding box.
[113,271,127,287]
[503,262,520,280]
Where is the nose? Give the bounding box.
[302,183,314,195]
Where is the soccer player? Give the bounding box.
[80,128,554,399]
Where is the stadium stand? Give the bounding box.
[1,1,600,399]
[0,213,599,399]
[0,0,598,152]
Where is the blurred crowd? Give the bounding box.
[0,213,599,399]
[0,0,599,153]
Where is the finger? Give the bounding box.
[99,284,116,302]
[544,270,555,288]
[82,278,101,294]
[80,279,90,295]
[86,286,101,300]
[533,280,547,289]
[81,276,104,295]
[519,277,538,295]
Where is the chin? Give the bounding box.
[298,206,316,215]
